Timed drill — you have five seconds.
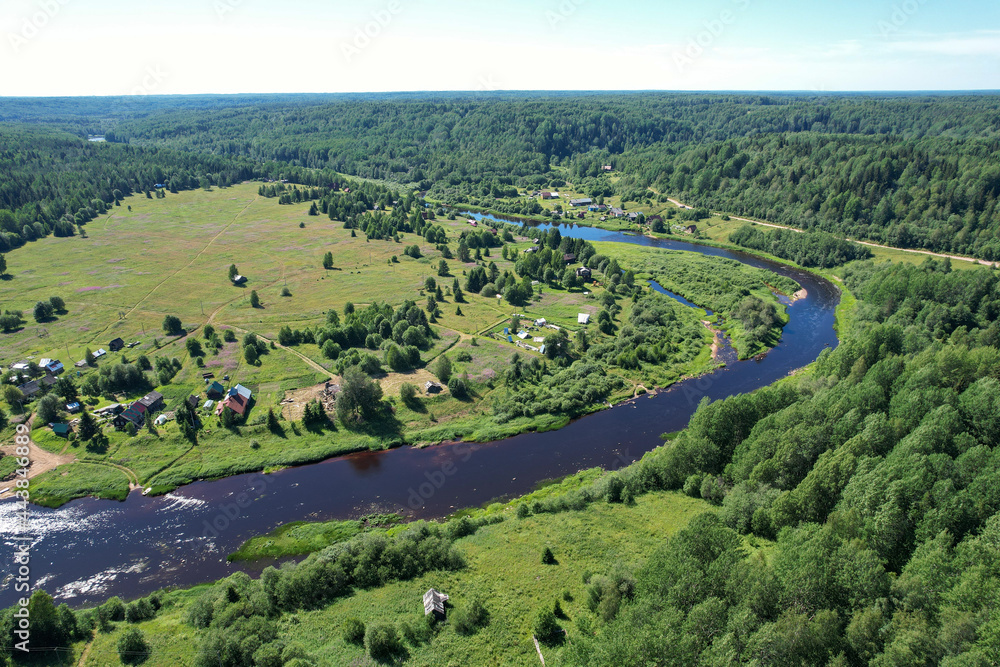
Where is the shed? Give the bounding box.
[425,381,442,394]
[232,275,247,285]
[576,267,592,279]
[109,338,125,352]
[535,318,547,327]
[206,381,225,399]
[50,423,70,437]
[66,402,82,414]
[186,395,199,409]
[423,589,449,619]
[203,400,215,410]
[578,313,591,324]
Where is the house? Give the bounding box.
[570,198,593,207]
[610,207,626,218]
[66,402,81,414]
[684,225,698,234]
[216,384,252,417]
[425,381,442,394]
[540,191,552,200]
[40,359,63,375]
[114,406,145,429]
[627,212,640,222]
[137,391,164,413]
[423,589,449,620]
[576,267,592,279]
[517,331,529,340]
[50,423,70,438]
[94,348,107,358]
[40,375,57,388]
[11,362,30,373]
[588,205,600,212]
[648,215,664,224]
[578,313,591,325]
[563,253,576,263]
[602,165,613,171]
[524,246,537,254]
[232,274,247,285]
[206,381,225,399]
[186,395,199,409]
[577,212,586,219]
[17,380,39,398]
[109,338,126,352]
[535,318,547,327]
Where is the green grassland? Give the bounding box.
[0,183,790,506]
[82,478,714,667]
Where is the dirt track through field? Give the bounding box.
[0,417,77,501]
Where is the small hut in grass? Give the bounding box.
[423,589,449,620]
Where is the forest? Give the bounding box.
[2,93,1000,257]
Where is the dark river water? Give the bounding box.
[0,220,840,608]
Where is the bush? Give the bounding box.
[400,383,417,404]
[365,623,404,662]
[343,617,365,645]
[453,597,489,635]
[541,546,556,564]
[162,314,183,336]
[117,627,149,665]
[533,608,561,644]
[447,377,467,399]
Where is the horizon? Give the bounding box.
[3,0,999,96]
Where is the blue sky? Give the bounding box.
[2,0,999,95]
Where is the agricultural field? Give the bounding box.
[0,182,782,506]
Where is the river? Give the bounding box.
[0,220,840,608]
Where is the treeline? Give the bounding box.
[562,258,1000,664]
[729,223,873,268]
[0,126,264,252]
[629,132,1000,259]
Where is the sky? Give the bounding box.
[2,0,999,96]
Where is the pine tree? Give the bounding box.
[77,410,99,441]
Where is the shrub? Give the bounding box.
[541,546,556,564]
[533,608,561,644]
[343,617,365,645]
[117,627,149,665]
[453,597,489,635]
[365,623,403,661]
[400,383,417,404]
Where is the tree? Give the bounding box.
[33,300,54,322]
[186,338,203,356]
[37,393,61,423]
[244,344,259,364]
[117,627,149,665]
[433,355,452,383]
[2,385,25,408]
[228,264,238,281]
[323,251,334,269]
[400,383,417,405]
[438,259,450,276]
[77,409,99,441]
[56,377,77,401]
[250,290,261,308]
[49,295,66,312]
[542,546,556,564]
[84,348,96,365]
[204,324,215,339]
[267,408,281,432]
[0,253,6,276]
[562,268,578,290]
[162,315,183,336]
[335,365,384,424]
